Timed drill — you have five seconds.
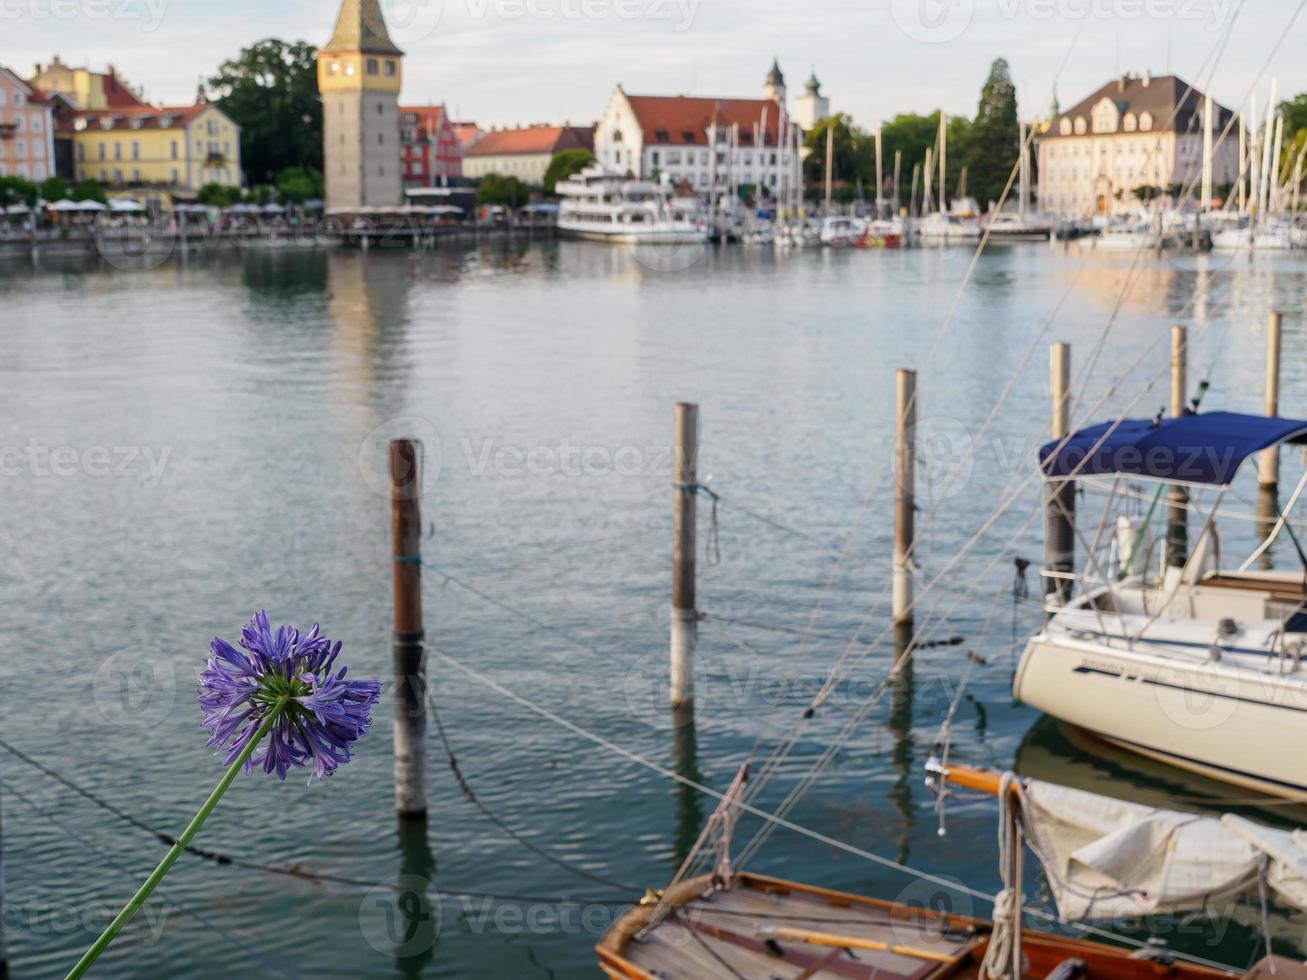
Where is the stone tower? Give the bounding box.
[763,58,786,106]
[792,71,830,131]
[318,0,404,209]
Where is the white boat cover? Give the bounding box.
[1023,780,1307,921]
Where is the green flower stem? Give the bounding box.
[65,699,288,980]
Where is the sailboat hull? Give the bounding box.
[1014,630,1307,801]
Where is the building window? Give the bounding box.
[171,140,178,159]
[98,143,106,161]
[378,132,384,145]
[651,150,659,165]
[171,168,178,183]
[32,114,42,133]
[132,168,140,181]
[384,60,396,76]
[14,115,23,131]
[345,62,355,76]
[366,58,379,75]
[377,101,384,115]
[329,61,340,75]
[1073,116,1087,135]
[15,139,25,158]
[77,143,85,161]
[114,142,121,160]
[132,141,139,160]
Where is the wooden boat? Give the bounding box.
[597,764,1307,978]
[596,869,1275,979]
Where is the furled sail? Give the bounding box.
[1022,780,1307,921]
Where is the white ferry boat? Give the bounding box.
[555,167,707,244]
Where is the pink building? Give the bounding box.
[0,66,57,181]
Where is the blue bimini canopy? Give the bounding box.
[1040,411,1307,487]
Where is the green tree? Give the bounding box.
[542,149,595,194]
[39,175,67,201]
[802,114,871,188]
[964,57,1019,208]
[879,111,971,209]
[209,39,322,185]
[475,173,531,208]
[0,176,39,208]
[197,182,242,207]
[275,165,324,203]
[70,179,108,203]
[1281,93,1307,142]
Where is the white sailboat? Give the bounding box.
[1015,410,1307,801]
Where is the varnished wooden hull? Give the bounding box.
[597,872,1251,979]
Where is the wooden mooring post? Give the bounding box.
[1045,343,1075,602]
[1167,325,1189,566]
[892,369,916,643]
[670,403,698,711]
[389,439,428,820]
[1260,311,1284,490]
[1,777,7,979]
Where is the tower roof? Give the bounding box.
[323,0,403,56]
[804,71,820,94]
[766,58,784,86]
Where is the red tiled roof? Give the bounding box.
[452,122,481,147]
[58,103,212,133]
[464,124,593,157]
[400,104,446,132]
[101,71,146,108]
[624,95,788,146]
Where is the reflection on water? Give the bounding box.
[670,708,704,873]
[1016,715,1307,828]
[0,240,1304,977]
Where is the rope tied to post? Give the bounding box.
[675,480,722,565]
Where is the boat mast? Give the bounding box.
[1237,109,1247,214]
[875,126,884,218]
[1019,120,1030,216]
[825,120,834,213]
[938,110,947,212]
[1201,93,1213,211]
[1270,112,1284,217]
[1258,79,1276,222]
[923,147,934,215]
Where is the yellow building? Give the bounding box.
[29,56,148,111]
[63,103,241,195]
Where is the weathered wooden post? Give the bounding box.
[1259,311,1284,490]
[1045,343,1075,602]
[389,439,427,820]
[1,777,7,979]
[670,403,698,711]
[1167,325,1189,567]
[892,370,916,643]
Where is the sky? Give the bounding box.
[5,0,1305,128]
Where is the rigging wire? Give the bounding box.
[427,642,1244,975]
[0,736,632,908]
[429,690,642,892]
[3,778,303,980]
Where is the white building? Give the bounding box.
[1037,72,1238,217]
[594,74,803,198]
[791,71,830,131]
[462,124,594,184]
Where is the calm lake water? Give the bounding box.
[1,238,1304,978]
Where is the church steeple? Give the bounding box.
[763,57,786,106]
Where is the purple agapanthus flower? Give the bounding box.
[198,611,382,781]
